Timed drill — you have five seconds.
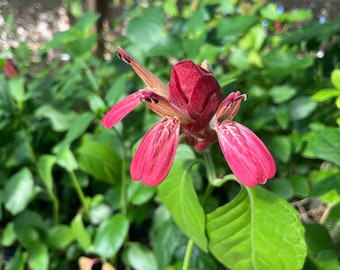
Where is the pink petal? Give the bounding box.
[117,47,168,98]
[131,117,180,186]
[217,122,276,187]
[102,91,144,129]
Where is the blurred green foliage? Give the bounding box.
[1,0,340,269]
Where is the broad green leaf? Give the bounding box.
[151,206,188,269]
[312,89,340,101]
[126,7,165,51]
[275,105,290,130]
[303,126,340,166]
[304,224,340,270]
[2,222,16,246]
[269,85,297,103]
[37,155,57,193]
[211,15,257,44]
[27,244,49,270]
[164,0,179,16]
[157,145,207,252]
[77,140,121,184]
[126,242,158,270]
[285,9,312,22]
[5,130,35,167]
[268,136,291,163]
[73,11,99,33]
[229,48,250,70]
[260,3,280,21]
[290,175,310,198]
[13,210,47,249]
[263,49,313,75]
[70,0,83,18]
[68,35,97,57]
[8,77,25,102]
[288,96,317,120]
[104,73,129,106]
[310,172,340,204]
[239,25,266,51]
[336,96,340,109]
[87,94,105,113]
[46,225,74,249]
[186,6,206,35]
[128,181,156,206]
[40,11,99,54]
[207,186,306,270]
[331,69,340,90]
[3,168,34,215]
[57,112,95,157]
[267,178,294,200]
[71,214,92,251]
[35,105,76,132]
[4,251,26,270]
[93,214,129,258]
[55,147,78,171]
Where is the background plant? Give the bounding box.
[1,0,340,269]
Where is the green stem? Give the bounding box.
[182,238,195,270]
[80,58,99,93]
[203,149,216,185]
[112,128,128,216]
[182,150,218,270]
[68,169,90,213]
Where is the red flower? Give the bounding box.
[102,48,276,187]
[3,59,18,78]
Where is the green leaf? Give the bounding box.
[304,224,340,270]
[275,105,290,130]
[285,10,312,22]
[57,112,95,157]
[128,181,156,206]
[262,49,313,76]
[260,3,280,21]
[303,126,340,166]
[157,145,208,252]
[151,207,188,269]
[2,222,16,246]
[68,35,97,57]
[3,168,34,215]
[126,7,165,51]
[207,186,306,270]
[93,214,129,258]
[290,175,310,198]
[27,244,49,270]
[211,15,257,44]
[126,242,158,270]
[269,85,297,103]
[38,155,57,193]
[13,210,47,249]
[288,96,317,120]
[331,69,340,90]
[35,105,76,132]
[8,77,25,102]
[77,140,121,184]
[312,89,340,102]
[310,172,340,204]
[4,251,26,270]
[71,214,92,252]
[55,147,78,171]
[267,178,294,200]
[46,225,74,249]
[268,136,291,163]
